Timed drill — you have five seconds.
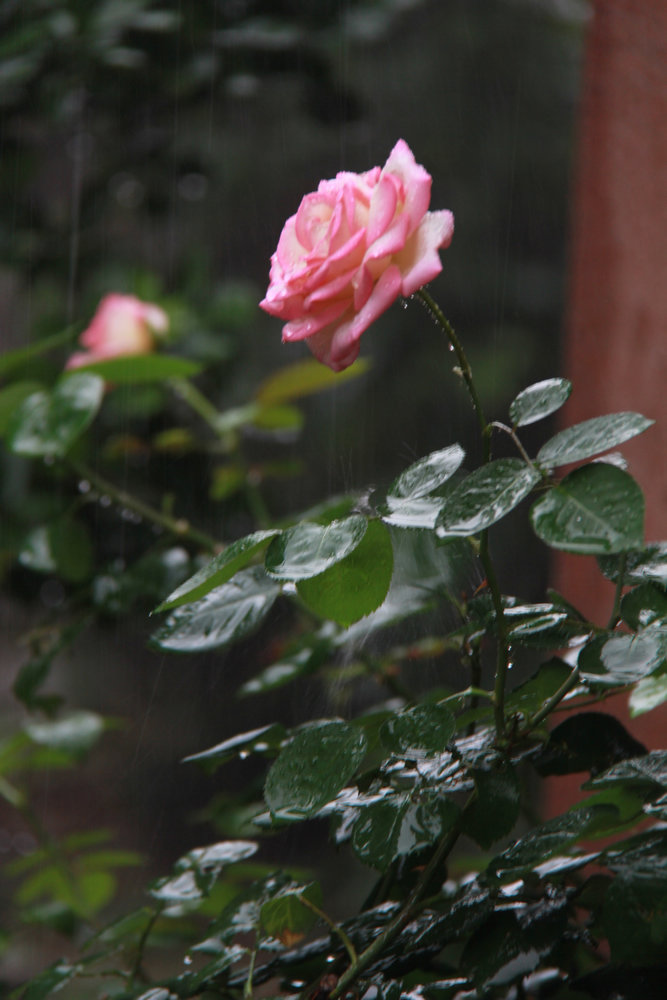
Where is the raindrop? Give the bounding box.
[78,479,91,493]
[448,342,455,352]
[326,954,336,964]
[183,955,192,966]
[239,751,250,760]
[400,298,408,309]
[99,494,112,508]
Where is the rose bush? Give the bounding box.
[260,139,454,371]
[66,293,168,369]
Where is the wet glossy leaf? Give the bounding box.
[381,494,444,529]
[630,669,667,716]
[239,627,336,696]
[505,658,574,717]
[533,712,647,776]
[489,807,598,879]
[380,704,455,758]
[537,411,653,467]
[587,752,667,793]
[599,541,667,586]
[352,792,459,871]
[65,353,202,382]
[436,459,540,536]
[388,444,465,500]
[530,463,644,554]
[260,882,322,943]
[460,910,553,989]
[150,566,281,652]
[297,519,393,626]
[462,764,521,848]
[255,356,369,405]
[0,380,42,436]
[19,516,93,583]
[265,515,367,580]
[621,582,667,629]
[7,373,104,457]
[264,720,367,821]
[25,711,105,757]
[21,961,83,1000]
[183,723,286,770]
[509,377,572,427]
[155,531,280,612]
[579,630,667,687]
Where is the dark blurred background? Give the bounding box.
[0,0,586,954]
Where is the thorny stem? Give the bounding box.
[69,459,221,553]
[328,798,472,1000]
[415,290,511,740]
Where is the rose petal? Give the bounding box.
[396,210,455,296]
[281,300,349,342]
[324,264,403,369]
[367,173,398,245]
[382,139,432,235]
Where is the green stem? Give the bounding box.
[243,944,258,1000]
[608,551,628,629]
[129,905,163,988]
[415,289,510,740]
[70,459,221,553]
[297,894,358,966]
[416,289,488,454]
[523,666,581,732]
[169,376,227,435]
[329,802,470,1000]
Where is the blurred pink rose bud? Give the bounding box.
[66,293,169,369]
[260,139,454,371]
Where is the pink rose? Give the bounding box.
[260,139,454,371]
[66,294,168,369]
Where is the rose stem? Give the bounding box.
[415,288,510,740]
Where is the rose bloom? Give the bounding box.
[260,139,454,371]
[66,293,169,369]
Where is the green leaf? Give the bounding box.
[21,961,83,1000]
[381,494,445,529]
[64,353,202,382]
[530,463,645,554]
[505,658,575,717]
[380,703,455,758]
[155,531,280,612]
[24,711,105,757]
[533,712,647,776]
[0,380,42,437]
[260,882,323,943]
[252,403,303,431]
[19,516,93,583]
[587,751,667,792]
[183,723,287,770]
[255,356,369,405]
[462,764,521,848]
[0,327,76,378]
[150,566,281,652]
[296,519,393,626]
[388,444,466,500]
[264,720,367,821]
[630,669,667,716]
[509,377,572,427]
[7,373,104,458]
[599,542,667,586]
[603,874,667,963]
[489,807,599,879]
[436,459,540,536]
[621,582,667,629]
[265,515,367,581]
[579,630,667,687]
[352,792,459,871]
[537,412,653,468]
[239,627,335,696]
